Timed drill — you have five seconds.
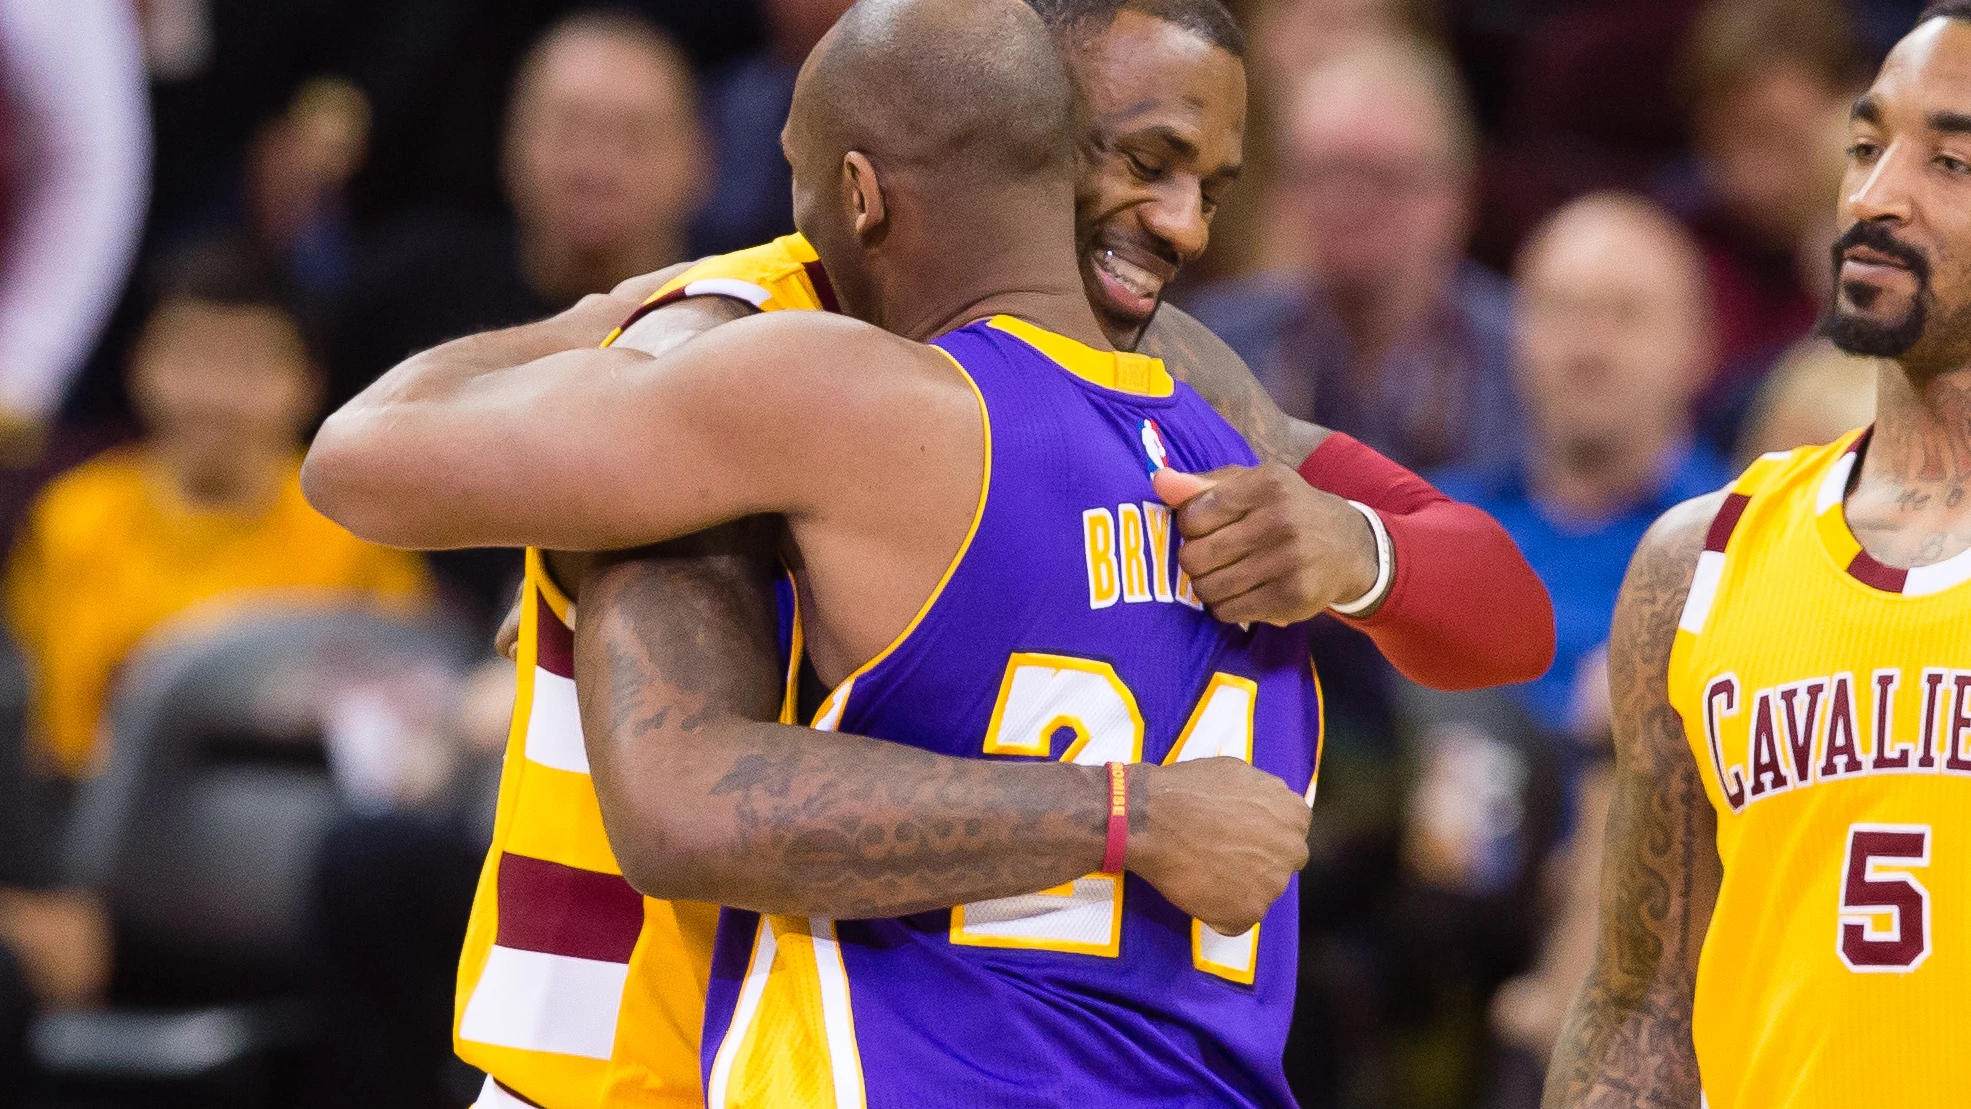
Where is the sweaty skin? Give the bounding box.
[308,0,1313,936]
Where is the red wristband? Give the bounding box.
[1102,762,1130,874]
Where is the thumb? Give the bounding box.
[1153,467,1218,507]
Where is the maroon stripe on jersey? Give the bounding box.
[804,259,840,313]
[1847,550,1909,593]
[495,853,644,964]
[613,288,690,338]
[1705,492,1751,553]
[535,592,574,679]
[496,1081,547,1108]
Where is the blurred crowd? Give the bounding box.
[0,0,1905,1107]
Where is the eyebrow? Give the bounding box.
[1853,94,1881,125]
[1931,110,1971,136]
[1125,124,1243,179]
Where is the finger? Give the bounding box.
[1177,513,1287,581]
[1151,467,1217,507]
[1167,472,1264,540]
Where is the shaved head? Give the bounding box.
[793,0,1075,181]
[785,0,1084,329]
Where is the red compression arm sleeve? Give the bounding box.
[1299,433,1555,691]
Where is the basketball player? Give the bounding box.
[1546,6,1971,1106]
[309,0,1346,1102]
[334,3,1551,1106]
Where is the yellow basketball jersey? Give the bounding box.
[455,236,828,1109]
[1668,430,1971,1108]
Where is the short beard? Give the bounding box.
[1825,220,1932,358]
[1826,288,1929,357]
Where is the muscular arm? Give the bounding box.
[574,538,1307,928]
[305,308,968,553]
[1543,494,1726,1109]
[1144,305,1555,689]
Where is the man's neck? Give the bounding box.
[1528,426,1683,523]
[151,444,289,514]
[859,210,1113,352]
[1845,363,1971,569]
[1325,264,1448,375]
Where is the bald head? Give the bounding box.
[794,0,1075,181]
[784,0,1085,330]
[1516,194,1713,469]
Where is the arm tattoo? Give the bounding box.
[1543,494,1726,1108]
[1141,306,1327,466]
[574,530,1123,920]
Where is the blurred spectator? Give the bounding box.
[1735,338,1879,464]
[1436,193,1728,741]
[0,0,149,456]
[330,10,708,630]
[1188,34,1523,474]
[1673,0,1863,444]
[693,0,853,254]
[249,76,374,299]
[4,241,429,780]
[1248,0,1417,90]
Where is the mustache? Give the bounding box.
[1832,220,1930,281]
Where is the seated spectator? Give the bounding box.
[1735,338,1879,465]
[1427,194,1724,1105]
[1436,193,1729,742]
[693,0,853,255]
[1673,0,1863,444]
[4,240,428,779]
[329,10,709,630]
[1187,33,1523,474]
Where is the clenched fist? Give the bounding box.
[1153,464,1382,626]
[1127,757,1312,936]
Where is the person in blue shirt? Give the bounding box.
[1436,193,1733,742]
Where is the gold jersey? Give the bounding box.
[1668,430,1971,1108]
[456,236,829,1109]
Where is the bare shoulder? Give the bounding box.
[1610,489,1731,751]
[1616,490,1728,651]
[1140,305,1323,465]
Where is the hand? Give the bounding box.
[1153,464,1380,626]
[1127,757,1311,936]
[494,590,524,661]
[0,888,111,1009]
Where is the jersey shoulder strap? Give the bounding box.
[607,234,834,349]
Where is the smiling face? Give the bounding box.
[1831,17,1971,371]
[1066,10,1246,347]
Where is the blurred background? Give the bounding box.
[0,0,1900,1106]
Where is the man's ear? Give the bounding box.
[844,151,887,239]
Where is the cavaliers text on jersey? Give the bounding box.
[1669,429,1971,1108]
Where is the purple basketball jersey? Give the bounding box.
[702,316,1324,1109]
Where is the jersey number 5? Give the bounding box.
[949,653,1275,984]
[1838,823,1932,973]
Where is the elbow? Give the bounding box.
[302,415,421,548]
[302,424,382,540]
[594,775,723,904]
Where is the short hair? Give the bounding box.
[1921,1,1971,25]
[148,239,295,315]
[143,238,315,358]
[1678,0,1860,109]
[1024,0,1247,59]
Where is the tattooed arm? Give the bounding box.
[1543,494,1726,1108]
[572,536,1311,929]
[1140,304,1326,466]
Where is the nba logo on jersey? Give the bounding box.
[1140,418,1170,475]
